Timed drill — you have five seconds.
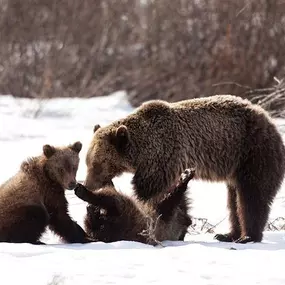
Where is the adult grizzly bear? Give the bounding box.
[0,141,93,244]
[75,168,194,245]
[85,95,285,243]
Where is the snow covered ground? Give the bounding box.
[0,92,285,285]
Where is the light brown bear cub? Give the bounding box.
[0,141,92,244]
[75,169,194,245]
[85,95,285,244]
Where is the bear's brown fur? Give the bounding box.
[85,94,285,243]
[75,169,194,245]
[0,141,92,244]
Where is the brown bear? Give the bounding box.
[84,94,285,244]
[74,168,194,245]
[0,141,93,244]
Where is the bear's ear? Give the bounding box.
[43,144,56,158]
[93,124,101,133]
[70,141,82,153]
[115,125,130,148]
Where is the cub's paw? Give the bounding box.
[74,183,88,199]
[179,168,195,186]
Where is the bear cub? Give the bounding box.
[0,141,92,244]
[74,168,194,245]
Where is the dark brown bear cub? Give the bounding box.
[85,95,285,243]
[0,141,92,244]
[74,169,194,245]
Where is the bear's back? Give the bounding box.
[0,171,41,209]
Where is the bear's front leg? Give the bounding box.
[132,168,168,201]
[48,208,93,244]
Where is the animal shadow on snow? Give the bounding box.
[160,232,285,251]
[36,231,285,252]
[38,240,155,251]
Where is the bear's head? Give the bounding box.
[43,141,82,190]
[84,124,133,190]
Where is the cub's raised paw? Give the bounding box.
[179,168,195,186]
[74,183,88,199]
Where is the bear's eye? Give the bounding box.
[59,168,64,175]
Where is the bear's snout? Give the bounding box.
[67,181,77,190]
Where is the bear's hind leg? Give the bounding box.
[234,183,271,244]
[215,184,241,242]
[0,205,49,244]
[233,162,280,244]
[232,127,285,243]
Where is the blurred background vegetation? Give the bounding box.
[0,0,284,116]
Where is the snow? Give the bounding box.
[0,91,285,284]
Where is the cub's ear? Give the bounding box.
[115,125,130,148]
[70,141,82,153]
[93,124,101,133]
[43,144,56,158]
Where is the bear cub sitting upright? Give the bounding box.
[74,168,194,245]
[0,141,92,244]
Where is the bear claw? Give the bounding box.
[234,236,255,244]
[214,233,236,242]
[215,233,257,243]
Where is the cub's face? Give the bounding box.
[85,204,126,243]
[84,124,133,190]
[83,189,143,243]
[43,141,82,190]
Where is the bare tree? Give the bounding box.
[0,0,284,116]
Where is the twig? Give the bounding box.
[47,275,65,285]
[212,81,252,90]
[273,77,282,85]
[266,217,285,231]
[244,77,285,118]
[205,216,228,233]
[139,214,165,247]
[236,2,250,17]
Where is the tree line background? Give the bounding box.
[0,0,284,115]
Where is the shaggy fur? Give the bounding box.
[85,95,285,243]
[74,169,194,245]
[0,142,92,244]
